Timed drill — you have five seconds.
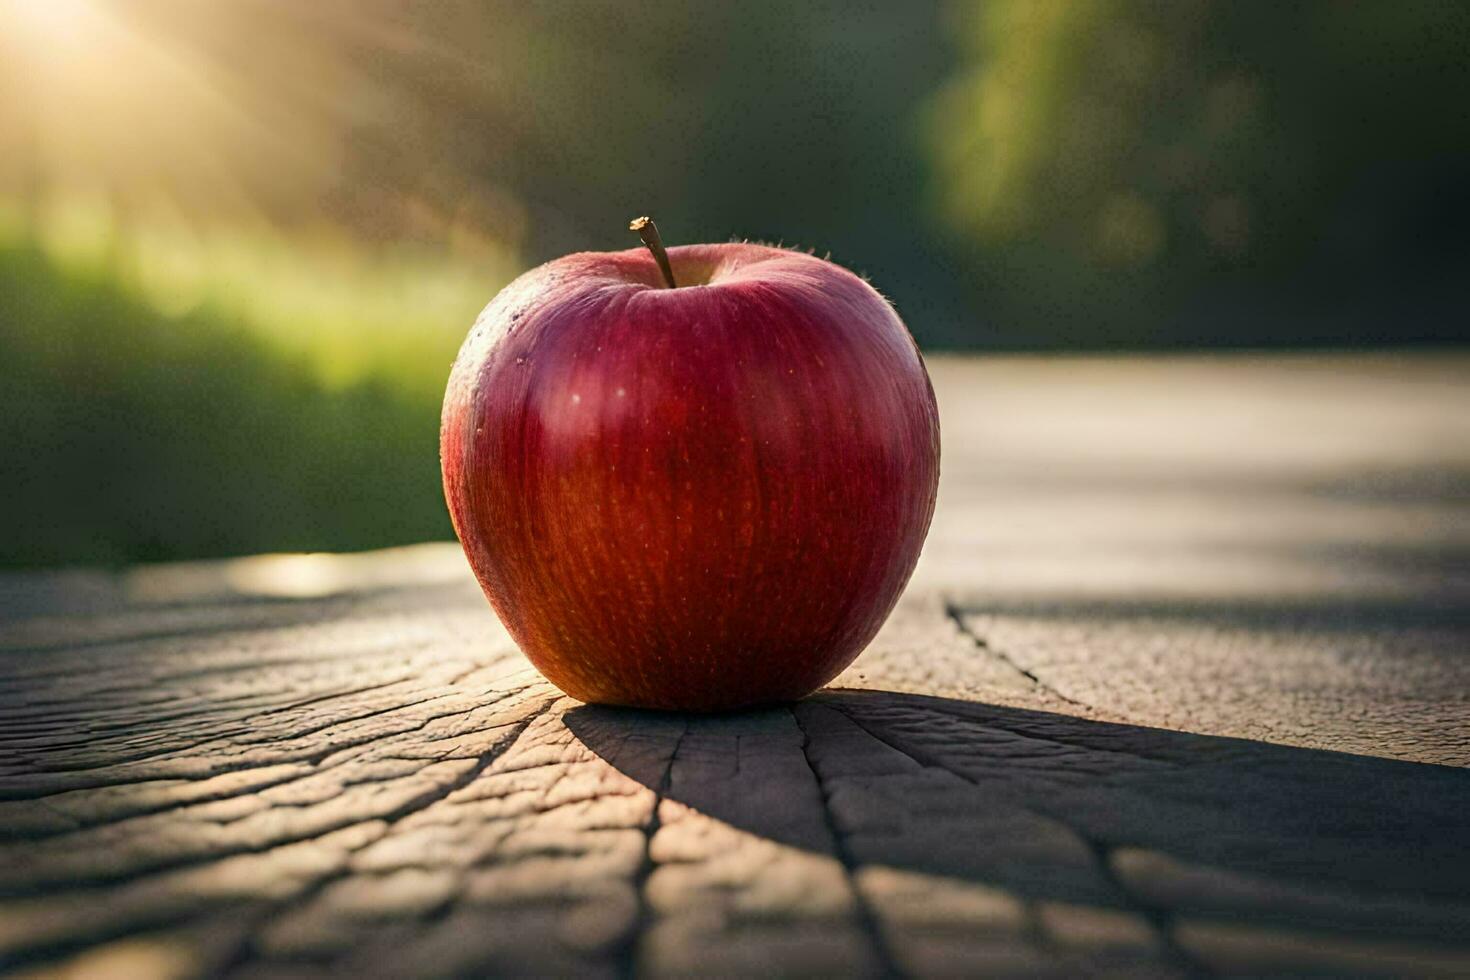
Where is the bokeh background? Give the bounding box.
[2,0,1466,567]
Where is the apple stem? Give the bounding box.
[630,216,678,288]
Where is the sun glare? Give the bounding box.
[0,0,525,390]
[4,0,109,61]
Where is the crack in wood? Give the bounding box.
[0,683,541,803]
[1081,837,1213,979]
[620,718,686,980]
[242,694,560,968]
[790,705,905,980]
[825,700,1215,978]
[943,601,1086,708]
[0,695,558,972]
[838,695,1181,768]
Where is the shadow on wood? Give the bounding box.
[565,690,1470,956]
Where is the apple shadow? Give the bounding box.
[565,690,1470,949]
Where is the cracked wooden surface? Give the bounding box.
[3,354,1468,977]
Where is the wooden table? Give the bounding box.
[3,354,1468,978]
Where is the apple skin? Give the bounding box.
[441,242,940,711]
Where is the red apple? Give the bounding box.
[441,219,940,711]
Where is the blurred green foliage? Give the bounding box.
[0,0,1466,565]
[0,243,450,565]
[926,0,1470,345]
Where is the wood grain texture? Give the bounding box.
[2,354,1468,978]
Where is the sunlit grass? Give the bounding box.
[6,192,520,392]
[0,193,524,564]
